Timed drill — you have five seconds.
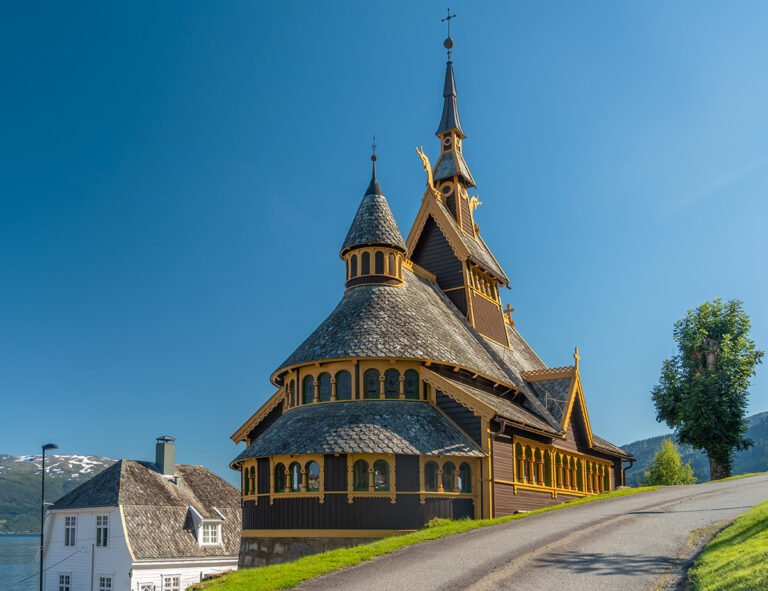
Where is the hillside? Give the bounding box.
[0,454,115,533]
[622,411,768,485]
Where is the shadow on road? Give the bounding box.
[533,551,682,576]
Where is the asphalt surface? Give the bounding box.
[297,474,768,591]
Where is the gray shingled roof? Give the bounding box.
[52,460,240,560]
[277,268,513,384]
[528,378,574,424]
[433,150,476,187]
[340,179,406,255]
[592,435,632,458]
[233,401,484,463]
[436,60,464,136]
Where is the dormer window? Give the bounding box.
[200,523,221,546]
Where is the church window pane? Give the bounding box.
[335,370,352,400]
[249,466,256,495]
[442,462,456,492]
[373,460,389,491]
[353,460,369,491]
[388,253,396,276]
[384,369,400,399]
[289,462,302,492]
[364,369,380,399]
[289,379,296,406]
[458,463,472,493]
[350,254,358,277]
[424,461,438,492]
[375,251,384,274]
[274,463,286,492]
[306,461,320,492]
[404,370,419,399]
[302,375,315,404]
[361,252,371,275]
[318,372,332,402]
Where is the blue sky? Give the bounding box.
[1,2,766,485]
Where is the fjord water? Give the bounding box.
[0,534,38,590]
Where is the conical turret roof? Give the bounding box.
[436,60,463,136]
[340,161,406,256]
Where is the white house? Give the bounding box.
[43,437,241,591]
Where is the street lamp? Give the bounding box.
[40,443,58,591]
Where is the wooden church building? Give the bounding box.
[231,32,633,566]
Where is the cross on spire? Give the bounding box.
[503,304,515,325]
[442,8,457,59]
[371,134,377,161]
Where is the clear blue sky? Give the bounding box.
[2,2,766,485]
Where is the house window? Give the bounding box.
[59,575,71,591]
[388,252,396,276]
[289,379,296,406]
[350,254,358,277]
[306,461,320,492]
[361,251,371,275]
[274,463,286,492]
[64,516,76,546]
[384,369,400,399]
[373,460,389,491]
[98,576,112,591]
[374,250,384,274]
[96,515,108,547]
[442,462,456,492]
[335,370,352,400]
[363,369,380,399]
[459,463,472,493]
[353,460,369,491]
[424,461,438,492]
[139,584,155,591]
[163,575,180,591]
[289,462,302,492]
[318,372,332,402]
[201,523,220,545]
[302,375,315,404]
[404,370,419,400]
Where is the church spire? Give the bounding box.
[436,10,464,137]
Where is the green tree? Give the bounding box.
[652,298,763,480]
[642,439,696,485]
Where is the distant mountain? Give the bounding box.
[0,454,115,533]
[622,411,768,485]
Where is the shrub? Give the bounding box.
[643,439,696,485]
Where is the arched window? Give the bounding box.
[363,369,380,399]
[384,369,400,399]
[544,451,552,487]
[289,462,302,492]
[335,370,352,401]
[424,461,438,492]
[458,463,472,493]
[305,461,320,492]
[289,379,296,406]
[404,370,419,400]
[442,462,456,492]
[353,460,369,491]
[243,467,250,495]
[361,252,371,275]
[318,372,332,402]
[373,460,389,491]
[248,466,256,495]
[302,375,315,404]
[375,251,384,274]
[274,463,286,493]
[350,254,358,277]
[388,253,396,276]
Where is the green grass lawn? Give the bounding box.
[190,486,658,591]
[708,471,767,483]
[689,498,768,591]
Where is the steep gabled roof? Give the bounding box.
[52,460,240,560]
[232,400,484,464]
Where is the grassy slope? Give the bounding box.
[191,486,658,591]
[689,498,768,591]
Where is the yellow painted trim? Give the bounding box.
[347,453,396,503]
[230,388,286,443]
[559,368,595,448]
[421,370,496,421]
[241,529,413,539]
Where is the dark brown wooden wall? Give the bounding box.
[436,391,482,445]
[555,403,590,454]
[494,484,579,516]
[471,294,508,345]
[459,196,473,235]
[411,217,464,291]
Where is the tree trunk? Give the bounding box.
[708,456,728,481]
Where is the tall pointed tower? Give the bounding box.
[407,32,511,347]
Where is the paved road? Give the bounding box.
[298,474,768,591]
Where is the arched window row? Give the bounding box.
[421,458,474,496]
[347,454,396,503]
[270,455,324,499]
[241,460,257,498]
[346,248,403,281]
[513,439,612,496]
[287,366,424,408]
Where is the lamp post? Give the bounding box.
[40,443,58,591]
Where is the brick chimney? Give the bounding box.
[155,435,176,476]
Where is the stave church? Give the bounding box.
[230,29,633,567]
